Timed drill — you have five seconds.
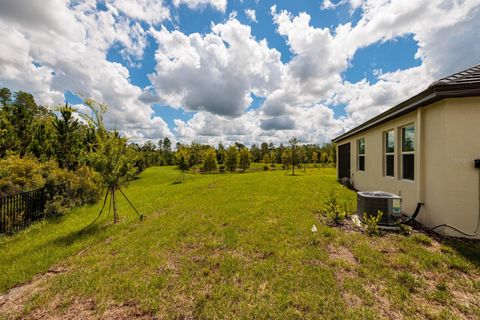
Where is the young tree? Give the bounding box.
[250,144,261,162]
[277,143,285,164]
[312,151,319,167]
[269,151,276,167]
[188,142,203,168]
[239,148,251,172]
[175,146,191,182]
[53,104,80,169]
[321,152,329,163]
[289,137,300,175]
[9,91,42,157]
[162,137,173,165]
[224,145,239,172]
[297,147,307,172]
[81,99,137,224]
[202,148,218,173]
[260,142,269,159]
[0,87,11,108]
[262,153,270,165]
[281,149,292,169]
[216,142,226,164]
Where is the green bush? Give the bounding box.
[0,155,102,217]
[395,220,412,235]
[43,163,102,216]
[322,190,345,224]
[0,156,45,196]
[363,211,383,236]
[263,165,269,171]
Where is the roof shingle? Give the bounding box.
[430,64,480,86]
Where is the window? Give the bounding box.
[357,138,365,171]
[384,130,395,177]
[401,124,415,180]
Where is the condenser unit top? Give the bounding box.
[357,191,401,199]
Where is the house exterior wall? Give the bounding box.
[335,97,480,238]
[441,97,480,237]
[420,100,447,229]
[336,110,420,214]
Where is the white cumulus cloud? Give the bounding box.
[148,18,283,117]
[245,8,257,22]
[172,0,227,12]
[0,0,174,143]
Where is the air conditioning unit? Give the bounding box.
[357,191,402,226]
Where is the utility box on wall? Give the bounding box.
[475,159,480,169]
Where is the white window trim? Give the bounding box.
[357,138,365,172]
[400,124,415,181]
[384,130,395,178]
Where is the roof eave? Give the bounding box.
[331,83,480,143]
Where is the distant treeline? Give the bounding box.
[0,85,335,175]
[132,140,336,169]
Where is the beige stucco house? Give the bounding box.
[332,64,480,238]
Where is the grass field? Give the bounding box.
[1,166,479,319]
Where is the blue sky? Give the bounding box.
[93,0,421,133]
[2,0,478,145]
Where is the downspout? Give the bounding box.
[417,107,424,205]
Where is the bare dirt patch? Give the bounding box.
[27,298,153,320]
[0,266,67,319]
[365,283,403,320]
[327,244,358,266]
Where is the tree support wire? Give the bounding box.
[82,186,143,231]
[174,170,195,184]
[118,187,143,220]
[81,188,110,231]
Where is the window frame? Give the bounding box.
[384,129,395,177]
[357,137,365,172]
[400,124,415,181]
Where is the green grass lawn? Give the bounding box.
[1,166,479,319]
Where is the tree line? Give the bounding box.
[0,88,146,221]
[168,138,336,175]
[0,86,336,217]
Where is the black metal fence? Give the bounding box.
[0,188,45,234]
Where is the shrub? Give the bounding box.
[239,148,251,172]
[202,148,217,173]
[322,190,345,224]
[224,146,239,172]
[363,211,383,236]
[341,201,354,219]
[395,221,412,236]
[218,165,225,173]
[0,155,102,217]
[42,163,103,216]
[0,156,45,196]
[263,165,269,171]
